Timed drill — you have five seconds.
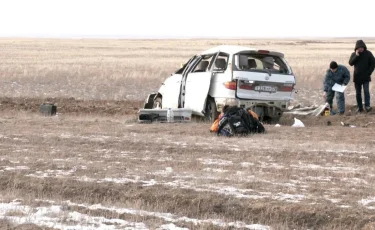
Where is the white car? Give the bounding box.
[143,45,296,122]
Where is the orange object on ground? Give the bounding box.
[248,110,259,120]
[209,113,224,132]
[210,109,259,133]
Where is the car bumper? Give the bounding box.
[215,97,290,112]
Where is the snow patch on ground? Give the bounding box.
[198,158,233,166]
[0,200,148,230]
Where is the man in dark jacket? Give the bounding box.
[349,40,375,113]
[323,61,350,115]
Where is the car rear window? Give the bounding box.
[233,53,292,75]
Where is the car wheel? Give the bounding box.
[153,97,162,109]
[205,98,219,122]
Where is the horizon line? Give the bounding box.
[0,35,374,40]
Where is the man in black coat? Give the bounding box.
[349,40,375,113]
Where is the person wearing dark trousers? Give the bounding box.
[323,61,350,115]
[349,40,375,113]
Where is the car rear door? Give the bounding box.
[183,53,219,116]
[233,54,295,101]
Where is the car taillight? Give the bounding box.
[280,83,295,92]
[224,81,237,90]
[239,81,254,90]
[258,50,270,54]
[239,84,253,90]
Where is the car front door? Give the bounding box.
[162,56,195,109]
[183,53,219,116]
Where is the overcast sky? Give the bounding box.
[0,0,372,38]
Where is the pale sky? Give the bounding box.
[0,0,372,38]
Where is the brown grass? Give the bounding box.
[1,38,375,229]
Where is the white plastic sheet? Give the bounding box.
[291,117,305,127]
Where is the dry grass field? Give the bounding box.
[1,38,375,229]
[1,38,375,104]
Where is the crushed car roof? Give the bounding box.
[199,45,284,57]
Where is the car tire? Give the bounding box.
[153,97,162,109]
[205,97,219,122]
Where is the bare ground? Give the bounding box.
[0,97,375,229]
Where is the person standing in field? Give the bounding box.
[323,61,350,115]
[349,40,375,113]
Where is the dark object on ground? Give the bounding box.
[139,113,160,123]
[217,106,265,137]
[40,103,57,116]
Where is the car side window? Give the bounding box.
[192,54,215,73]
[254,59,264,70]
[212,53,229,72]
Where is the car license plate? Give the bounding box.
[254,85,277,93]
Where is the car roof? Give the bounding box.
[199,45,284,57]
[200,45,256,55]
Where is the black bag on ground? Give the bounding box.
[217,106,265,137]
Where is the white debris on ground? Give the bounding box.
[285,102,330,116]
[291,117,305,127]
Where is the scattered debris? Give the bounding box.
[341,122,350,127]
[138,108,192,123]
[275,124,281,127]
[285,103,330,116]
[364,122,375,127]
[40,103,57,116]
[287,104,301,110]
[292,118,305,127]
[341,122,356,128]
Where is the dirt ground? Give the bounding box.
[0,97,375,229]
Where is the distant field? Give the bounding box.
[1,38,374,104]
[2,38,375,229]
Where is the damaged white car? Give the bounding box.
[143,45,296,122]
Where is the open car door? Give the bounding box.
[183,53,219,116]
[162,56,195,109]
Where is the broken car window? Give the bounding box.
[212,53,229,72]
[233,53,290,74]
[192,54,216,73]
